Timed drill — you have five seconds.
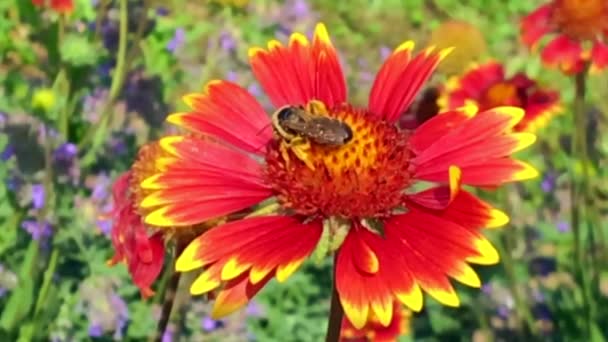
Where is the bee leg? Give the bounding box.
[290,138,315,171]
[281,138,315,170]
[279,140,292,168]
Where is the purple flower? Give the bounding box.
[167,28,186,53]
[54,143,77,161]
[156,7,170,16]
[481,283,493,295]
[541,173,556,193]
[219,31,236,52]
[88,323,104,337]
[245,300,264,317]
[380,46,392,61]
[21,219,53,241]
[31,184,45,209]
[201,317,223,332]
[1,144,14,161]
[91,173,111,201]
[557,221,570,233]
[226,71,239,82]
[162,324,175,342]
[96,219,112,237]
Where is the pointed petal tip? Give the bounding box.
[176,240,205,272]
[487,209,510,228]
[516,162,540,180]
[140,174,161,190]
[159,135,184,155]
[190,273,221,295]
[288,32,309,46]
[341,301,369,330]
[247,46,265,59]
[454,264,482,288]
[166,112,186,126]
[427,288,460,307]
[467,238,500,265]
[514,132,537,151]
[267,39,282,50]
[394,40,415,53]
[438,46,455,60]
[276,259,305,283]
[492,106,526,124]
[144,207,175,227]
[396,284,423,312]
[313,22,331,43]
[221,257,250,281]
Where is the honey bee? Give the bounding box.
[271,100,353,170]
[271,101,353,146]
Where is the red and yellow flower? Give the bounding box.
[520,0,608,74]
[32,0,74,14]
[340,301,411,341]
[107,141,219,298]
[439,61,562,132]
[140,23,538,329]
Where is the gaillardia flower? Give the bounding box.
[107,141,219,298]
[32,0,74,13]
[439,61,562,132]
[141,23,538,328]
[520,0,608,73]
[340,301,411,341]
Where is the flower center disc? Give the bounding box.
[551,0,608,40]
[481,82,523,110]
[264,103,412,219]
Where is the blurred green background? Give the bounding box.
[1,0,608,341]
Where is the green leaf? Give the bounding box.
[0,241,39,331]
[60,34,100,67]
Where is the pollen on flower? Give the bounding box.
[130,142,167,214]
[265,103,412,218]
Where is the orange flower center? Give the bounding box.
[480,82,523,110]
[264,103,412,219]
[131,141,167,212]
[551,0,608,40]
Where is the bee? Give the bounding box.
[271,101,353,146]
[270,100,353,170]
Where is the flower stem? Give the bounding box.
[325,256,344,342]
[570,66,596,336]
[151,240,186,342]
[78,0,129,157]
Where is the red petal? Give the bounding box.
[409,109,473,154]
[406,165,461,210]
[141,136,272,227]
[248,23,346,108]
[50,0,73,13]
[591,40,608,72]
[170,81,273,155]
[176,216,323,315]
[451,61,505,103]
[129,232,165,299]
[407,189,509,229]
[211,273,272,318]
[413,107,537,186]
[417,158,538,186]
[520,4,553,48]
[369,44,448,122]
[541,35,585,74]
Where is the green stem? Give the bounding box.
[33,249,59,316]
[570,66,596,336]
[150,240,186,342]
[495,187,536,337]
[325,256,344,342]
[495,235,536,337]
[78,0,129,153]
